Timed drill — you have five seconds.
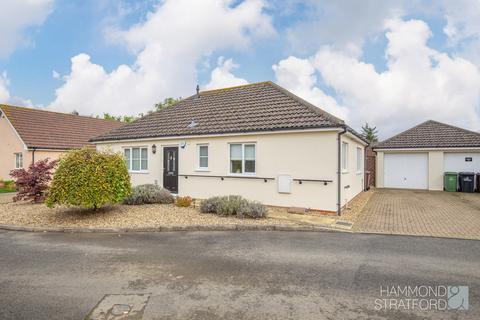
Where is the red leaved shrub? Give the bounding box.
[10,158,58,203]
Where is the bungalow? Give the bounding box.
[374,120,480,190]
[92,82,368,214]
[0,105,124,180]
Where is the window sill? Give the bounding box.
[341,170,349,174]
[356,171,363,175]
[228,173,257,177]
[129,171,149,174]
[195,168,210,172]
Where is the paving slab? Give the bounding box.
[354,188,480,240]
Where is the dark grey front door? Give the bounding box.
[163,147,179,193]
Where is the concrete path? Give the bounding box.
[354,189,480,240]
[0,230,478,319]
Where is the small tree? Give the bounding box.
[10,158,58,203]
[361,123,379,143]
[46,148,131,210]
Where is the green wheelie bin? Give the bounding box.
[444,172,458,192]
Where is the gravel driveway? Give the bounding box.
[354,188,480,240]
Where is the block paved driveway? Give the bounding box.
[354,188,480,240]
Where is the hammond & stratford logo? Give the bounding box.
[374,285,469,311]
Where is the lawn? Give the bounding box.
[0,188,15,194]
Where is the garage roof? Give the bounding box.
[375,120,480,149]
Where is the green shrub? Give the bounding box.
[4,180,14,189]
[237,201,268,219]
[46,148,131,209]
[176,196,193,207]
[0,180,15,190]
[200,196,222,213]
[124,184,174,205]
[200,195,267,219]
[217,195,245,216]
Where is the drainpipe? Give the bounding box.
[32,147,36,164]
[337,126,347,216]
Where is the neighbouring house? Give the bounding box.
[92,82,368,214]
[374,120,480,190]
[0,105,124,180]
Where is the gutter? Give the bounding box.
[337,126,347,216]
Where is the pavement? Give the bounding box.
[354,189,480,240]
[0,230,478,319]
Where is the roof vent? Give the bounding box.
[187,120,197,128]
[196,84,200,98]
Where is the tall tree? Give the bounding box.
[361,123,379,143]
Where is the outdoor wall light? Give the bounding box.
[152,144,157,154]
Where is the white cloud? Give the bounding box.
[52,70,60,80]
[272,56,348,119]
[283,0,406,55]
[205,57,248,89]
[49,0,273,116]
[0,71,34,107]
[0,0,54,58]
[0,72,11,103]
[274,19,480,137]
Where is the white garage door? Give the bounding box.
[444,153,480,173]
[384,153,428,189]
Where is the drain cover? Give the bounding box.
[86,294,150,320]
[111,304,132,316]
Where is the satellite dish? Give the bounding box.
[180,141,187,148]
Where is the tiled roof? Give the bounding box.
[374,120,480,149]
[0,105,124,150]
[92,81,350,142]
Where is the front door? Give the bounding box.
[163,147,179,193]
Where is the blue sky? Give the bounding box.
[1,0,480,137]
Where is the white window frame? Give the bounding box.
[197,144,209,171]
[229,143,256,176]
[14,153,23,169]
[356,147,363,174]
[123,146,148,173]
[341,142,349,173]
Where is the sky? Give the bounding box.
[1,0,480,138]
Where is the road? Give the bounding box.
[0,230,478,319]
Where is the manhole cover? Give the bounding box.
[111,304,132,316]
[86,294,150,320]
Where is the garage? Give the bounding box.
[374,120,480,191]
[384,153,428,189]
[444,153,480,172]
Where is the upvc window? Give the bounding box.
[124,147,148,172]
[198,145,209,170]
[14,153,23,169]
[341,142,348,172]
[356,147,363,173]
[230,143,256,174]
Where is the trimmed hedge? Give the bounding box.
[124,184,174,205]
[46,148,131,209]
[200,195,267,219]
